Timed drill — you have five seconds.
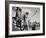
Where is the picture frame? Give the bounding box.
[5,1,45,37]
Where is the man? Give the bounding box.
[23,12,29,30]
[15,7,22,30]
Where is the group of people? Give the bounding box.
[12,7,40,31]
[12,7,29,31]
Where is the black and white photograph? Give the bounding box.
[12,7,40,31]
[5,1,45,37]
[9,4,43,35]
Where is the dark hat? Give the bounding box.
[26,12,29,15]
